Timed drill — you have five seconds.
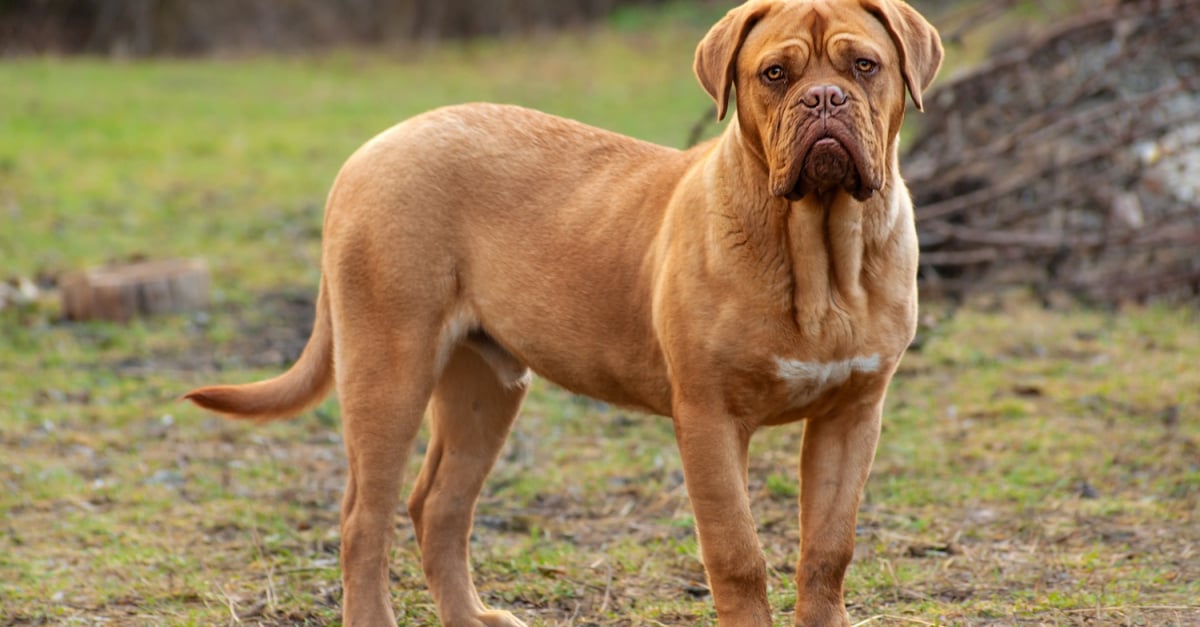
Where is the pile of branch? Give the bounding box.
[906,0,1200,304]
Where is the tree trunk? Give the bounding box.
[60,258,210,323]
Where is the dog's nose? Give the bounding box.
[801,85,849,114]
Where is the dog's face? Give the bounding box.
[695,0,942,201]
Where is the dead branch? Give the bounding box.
[906,0,1200,304]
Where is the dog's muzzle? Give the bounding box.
[773,84,878,202]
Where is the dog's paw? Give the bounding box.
[444,609,527,627]
[793,608,851,627]
[475,610,527,627]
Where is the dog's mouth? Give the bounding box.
[771,124,879,203]
[789,137,857,200]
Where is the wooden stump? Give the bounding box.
[60,258,210,323]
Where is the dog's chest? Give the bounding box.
[748,305,911,419]
[773,353,881,408]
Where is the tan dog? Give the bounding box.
[187,0,941,624]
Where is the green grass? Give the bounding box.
[0,21,714,297]
[2,6,1199,626]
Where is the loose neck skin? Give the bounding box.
[704,119,912,334]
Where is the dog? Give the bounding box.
[186,0,941,624]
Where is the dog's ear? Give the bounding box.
[861,0,943,111]
[694,2,771,121]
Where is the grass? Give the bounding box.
[0,16,716,295]
[2,4,1199,626]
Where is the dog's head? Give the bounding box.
[695,0,942,201]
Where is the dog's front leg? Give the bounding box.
[794,399,884,627]
[674,405,772,626]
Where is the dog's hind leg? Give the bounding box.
[334,311,441,626]
[408,343,529,627]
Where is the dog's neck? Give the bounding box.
[707,122,914,328]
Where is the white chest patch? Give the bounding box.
[774,354,881,407]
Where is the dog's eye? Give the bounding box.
[855,59,878,74]
[763,65,786,82]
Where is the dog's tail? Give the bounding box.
[184,279,334,423]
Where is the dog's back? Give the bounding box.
[324,103,702,412]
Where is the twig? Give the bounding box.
[276,565,337,575]
[1061,605,1199,613]
[685,105,719,148]
[599,560,614,614]
[938,0,1018,46]
[217,585,242,625]
[852,615,938,626]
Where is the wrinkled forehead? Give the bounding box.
[740,0,895,65]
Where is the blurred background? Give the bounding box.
[1,0,686,54]
[0,0,990,55]
[1,1,1197,625]
[2,0,1197,303]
